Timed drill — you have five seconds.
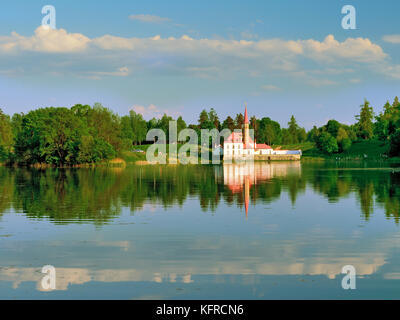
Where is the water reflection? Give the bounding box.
[222,162,301,216]
[1,163,400,298]
[0,162,399,224]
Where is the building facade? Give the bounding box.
[223,106,301,161]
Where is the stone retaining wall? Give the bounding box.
[255,154,301,161]
[224,154,301,162]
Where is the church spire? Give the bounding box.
[244,103,249,124]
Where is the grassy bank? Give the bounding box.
[275,140,400,162]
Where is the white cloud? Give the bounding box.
[0,27,387,62]
[129,14,171,24]
[130,104,182,119]
[0,27,396,84]
[83,67,130,80]
[379,64,400,79]
[131,104,160,116]
[299,35,386,63]
[0,26,90,53]
[382,35,400,44]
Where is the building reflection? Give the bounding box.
[222,162,302,216]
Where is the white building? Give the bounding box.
[223,105,301,160]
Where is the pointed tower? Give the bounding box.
[244,103,249,147]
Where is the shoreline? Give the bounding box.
[2,157,400,168]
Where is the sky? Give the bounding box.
[0,0,400,129]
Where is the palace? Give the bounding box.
[223,105,302,161]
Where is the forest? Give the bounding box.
[0,97,400,165]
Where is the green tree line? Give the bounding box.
[0,103,188,165]
[1,97,400,165]
[307,98,400,155]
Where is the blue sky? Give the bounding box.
[0,0,400,129]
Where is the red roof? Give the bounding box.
[225,132,255,148]
[255,143,272,150]
[225,132,243,143]
[244,106,249,124]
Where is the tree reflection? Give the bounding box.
[0,163,399,224]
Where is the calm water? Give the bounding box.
[1,162,400,299]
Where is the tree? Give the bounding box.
[307,126,319,143]
[389,129,400,156]
[316,132,338,154]
[337,127,348,142]
[356,99,374,140]
[0,109,13,161]
[383,100,394,116]
[77,135,115,163]
[198,110,209,129]
[222,116,235,131]
[158,114,173,142]
[374,115,389,141]
[281,128,291,144]
[257,117,282,145]
[235,113,244,129]
[337,127,352,152]
[129,110,147,145]
[12,105,123,165]
[250,116,257,129]
[325,120,340,138]
[121,111,147,147]
[14,107,85,165]
[393,96,400,109]
[121,116,134,141]
[265,124,276,145]
[288,115,299,144]
[208,108,220,129]
[177,116,187,134]
[339,138,352,152]
[297,128,307,143]
[78,103,123,153]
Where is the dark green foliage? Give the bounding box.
[222,116,235,131]
[307,126,319,143]
[310,120,353,155]
[256,117,282,145]
[316,132,338,154]
[0,109,13,161]
[339,138,352,153]
[11,105,122,165]
[356,99,374,140]
[325,120,340,138]
[235,113,244,129]
[279,116,307,145]
[389,129,400,156]
[121,110,147,146]
[287,115,299,143]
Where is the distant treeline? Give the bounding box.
[0,98,400,165]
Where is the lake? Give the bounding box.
[0,161,400,299]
